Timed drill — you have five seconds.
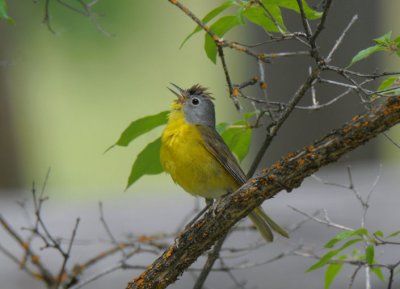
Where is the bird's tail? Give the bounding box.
[248,206,289,242]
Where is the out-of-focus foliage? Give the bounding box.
[349,31,400,66]
[181,0,321,63]
[0,0,13,23]
[305,227,400,288]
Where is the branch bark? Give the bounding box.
[126,96,400,289]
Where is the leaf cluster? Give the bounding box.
[307,227,400,289]
[181,0,321,63]
[0,0,14,24]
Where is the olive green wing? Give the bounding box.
[197,125,290,240]
[196,125,247,185]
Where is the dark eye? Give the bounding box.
[191,97,200,105]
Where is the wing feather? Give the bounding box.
[197,125,247,185]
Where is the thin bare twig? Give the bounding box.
[247,67,321,177]
[217,46,240,110]
[326,15,359,62]
[55,218,80,288]
[193,235,228,289]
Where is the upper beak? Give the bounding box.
[168,83,186,103]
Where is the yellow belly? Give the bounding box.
[160,110,238,199]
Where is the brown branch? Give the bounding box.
[168,0,270,63]
[247,67,321,177]
[125,96,400,289]
[217,46,240,110]
[192,235,227,289]
[0,214,55,286]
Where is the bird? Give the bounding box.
[160,83,288,242]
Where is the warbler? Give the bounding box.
[160,84,288,241]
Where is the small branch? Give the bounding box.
[193,235,227,289]
[310,0,334,44]
[71,264,122,289]
[0,214,55,286]
[326,15,359,62]
[99,202,127,258]
[168,0,270,63]
[43,0,56,34]
[217,46,240,110]
[55,218,80,288]
[296,0,312,38]
[289,206,353,231]
[348,265,362,289]
[254,0,286,34]
[383,132,400,149]
[247,67,321,177]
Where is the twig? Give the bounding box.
[310,0,334,44]
[0,242,36,278]
[193,235,227,289]
[296,0,312,38]
[0,214,55,286]
[326,15,359,62]
[168,0,270,63]
[383,132,400,149]
[43,0,56,34]
[71,264,122,289]
[217,46,240,110]
[247,67,321,177]
[348,265,362,289]
[55,218,80,288]
[99,202,127,258]
[257,60,275,120]
[254,0,286,35]
[288,206,353,231]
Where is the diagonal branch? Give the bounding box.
[168,0,270,63]
[125,96,400,289]
[247,67,321,177]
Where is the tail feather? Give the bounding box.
[248,211,274,242]
[249,207,289,242]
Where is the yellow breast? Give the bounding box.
[160,108,237,199]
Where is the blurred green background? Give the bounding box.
[1,1,248,198]
[0,0,399,199]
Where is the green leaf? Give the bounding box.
[204,15,243,63]
[126,137,163,189]
[243,111,256,120]
[371,267,385,282]
[221,120,252,161]
[348,45,385,67]
[307,238,362,272]
[267,0,322,20]
[394,36,400,46]
[378,77,398,91]
[324,229,368,248]
[373,230,384,238]
[216,122,229,134]
[0,0,14,24]
[106,111,168,152]
[365,245,374,265]
[373,31,392,45]
[324,263,343,289]
[180,0,235,48]
[387,230,400,238]
[242,4,286,33]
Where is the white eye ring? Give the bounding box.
[191,98,200,105]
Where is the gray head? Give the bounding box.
[168,83,216,128]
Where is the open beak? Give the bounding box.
[168,83,186,103]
